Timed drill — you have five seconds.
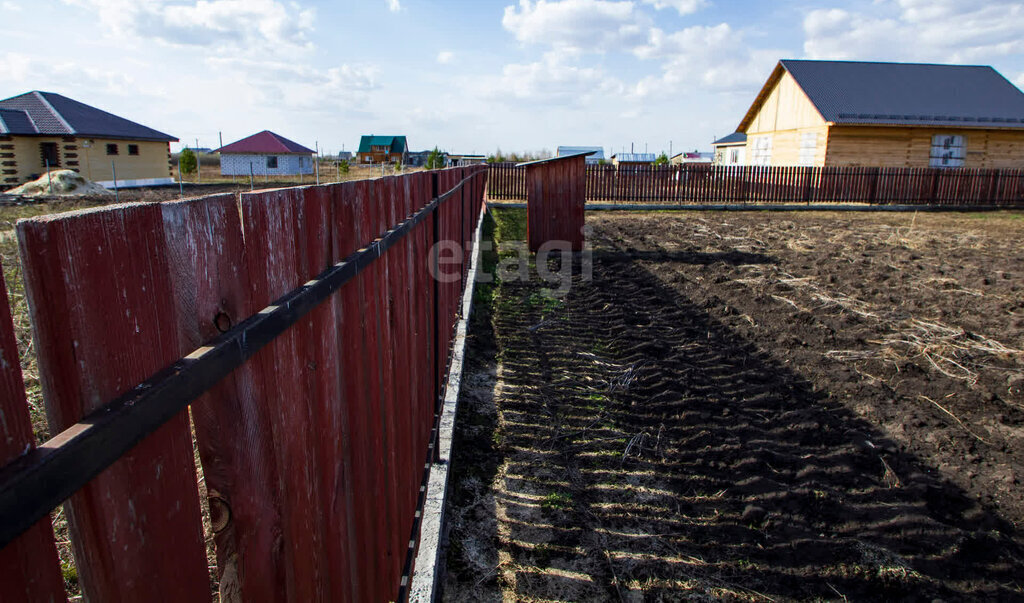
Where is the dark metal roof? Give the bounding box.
[517,150,595,167]
[215,130,315,154]
[0,109,37,135]
[0,91,177,141]
[712,132,747,146]
[779,60,1024,128]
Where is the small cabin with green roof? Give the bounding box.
[357,135,408,165]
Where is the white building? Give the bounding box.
[215,130,315,176]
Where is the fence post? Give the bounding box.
[430,171,441,423]
[867,167,879,205]
[929,169,940,204]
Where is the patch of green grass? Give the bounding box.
[490,207,527,242]
[61,560,78,590]
[961,211,1024,221]
[541,492,573,512]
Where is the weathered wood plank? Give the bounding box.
[0,266,67,603]
[240,187,333,601]
[162,193,285,603]
[18,203,209,603]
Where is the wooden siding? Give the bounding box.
[745,72,826,135]
[825,126,1024,168]
[5,137,171,184]
[79,139,171,182]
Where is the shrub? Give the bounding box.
[178,148,197,175]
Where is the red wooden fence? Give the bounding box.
[0,166,487,602]
[486,162,1024,206]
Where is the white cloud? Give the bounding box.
[640,0,707,16]
[502,0,648,52]
[804,1,1024,63]
[633,23,785,95]
[387,0,401,12]
[478,51,623,105]
[62,0,317,55]
[0,52,138,96]
[437,50,454,64]
[205,57,380,110]
[1,1,22,11]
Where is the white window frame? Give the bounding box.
[751,135,772,166]
[798,131,818,166]
[929,134,965,168]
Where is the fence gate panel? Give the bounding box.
[17,204,210,602]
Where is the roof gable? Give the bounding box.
[215,130,316,154]
[740,60,1024,131]
[0,91,178,141]
[357,135,408,154]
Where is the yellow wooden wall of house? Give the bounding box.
[2,136,171,186]
[742,72,830,166]
[5,136,76,185]
[78,139,172,182]
[825,126,1024,168]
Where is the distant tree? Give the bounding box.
[653,152,669,166]
[339,159,350,174]
[425,147,445,170]
[179,148,198,175]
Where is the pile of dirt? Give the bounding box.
[6,170,113,197]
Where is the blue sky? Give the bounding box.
[2,0,1023,156]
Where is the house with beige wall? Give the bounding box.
[729,60,1024,168]
[0,91,177,188]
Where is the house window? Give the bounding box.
[751,136,772,166]
[128,144,139,156]
[798,132,818,166]
[930,135,965,168]
[40,142,59,167]
[728,148,741,164]
[106,143,118,155]
[266,156,278,169]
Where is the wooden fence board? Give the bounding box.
[0,267,67,603]
[240,187,333,601]
[162,194,285,603]
[18,203,210,602]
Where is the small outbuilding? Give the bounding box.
[519,151,594,252]
[215,130,315,176]
[711,133,747,165]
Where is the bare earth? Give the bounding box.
[444,209,1024,602]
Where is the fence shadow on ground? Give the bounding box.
[444,238,1024,601]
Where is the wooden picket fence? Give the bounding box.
[486,162,1024,206]
[0,166,487,603]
